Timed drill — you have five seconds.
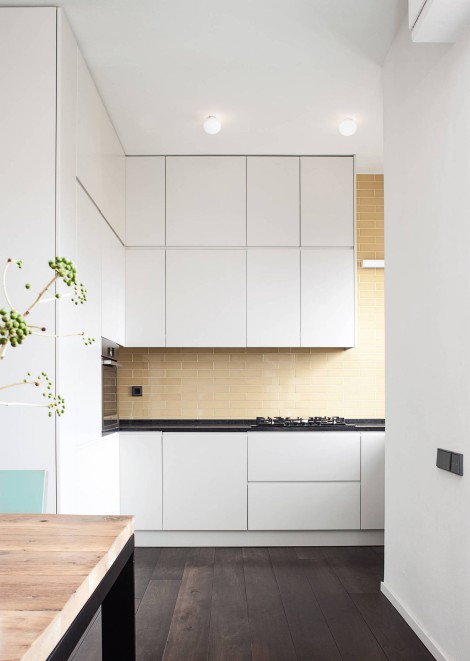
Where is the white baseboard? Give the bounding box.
[135,529,384,547]
[381,582,447,661]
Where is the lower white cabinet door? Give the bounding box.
[248,432,360,481]
[163,433,247,530]
[361,432,385,530]
[120,432,163,530]
[248,482,360,530]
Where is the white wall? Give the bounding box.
[384,21,470,661]
[0,8,57,512]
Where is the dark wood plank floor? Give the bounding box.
[70,546,434,661]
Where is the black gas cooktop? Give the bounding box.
[252,416,357,429]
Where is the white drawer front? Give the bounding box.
[248,482,360,530]
[248,432,360,482]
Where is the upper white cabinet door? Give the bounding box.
[166,156,246,246]
[125,249,165,347]
[301,248,355,347]
[126,157,165,246]
[361,433,385,530]
[247,157,299,246]
[247,249,300,347]
[120,432,162,530]
[301,157,354,246]
[101,219,125,345]
[166,250,246,347]
[163,433,247,530]
[248,432,360,482]
[77,53,125,241]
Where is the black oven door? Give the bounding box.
[102,361,119,433]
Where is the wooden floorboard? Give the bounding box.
[136,580,181,661]
[208,547,251,661]
[321,546,384,594]
[162,548,215,661]
[69,544,436,661]
[243,548,296,661]
[151,547,190,580]
[269,547,342,661]
[134,547,162,599]
[352,592,436,661]
[298,547,388,661]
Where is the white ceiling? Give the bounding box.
[2,0,406,171]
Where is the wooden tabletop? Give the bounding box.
[0,514,134,661]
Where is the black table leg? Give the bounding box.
[102,548,136,660]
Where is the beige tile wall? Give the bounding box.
[119,174,384,419]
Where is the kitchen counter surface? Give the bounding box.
[118,419,385,433]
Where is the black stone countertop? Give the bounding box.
[118,419,385,433]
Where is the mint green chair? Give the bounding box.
[0,470,47,513]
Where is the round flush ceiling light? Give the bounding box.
[338,118,357,137]
[203,115,221,134]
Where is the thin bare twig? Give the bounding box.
[2,259,14,309]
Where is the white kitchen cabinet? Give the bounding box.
[75,433,120,516]
[248,483,361,530]
[101,218,125,345]
[120,432,163,530]
[361,432,385,530]
[300,157,354,247]
[125,249,165,346]
[163,433,247,530]
[301,248,355,347]
[77,52,125,241]
[247,249,300,347]
[166,249,246,347]
[248,432,360,482]
[166,156,246,246]
[247,157,299,246]
[126,156,165,246]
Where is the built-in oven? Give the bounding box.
[101,338,120,433]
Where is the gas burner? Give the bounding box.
[254,416,352,428]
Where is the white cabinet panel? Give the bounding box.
[247,249,300,347]
[101,219,125,345]
[301,248,355,347]
[126,156,165,246]
[166,250,246,347]
[125,249,165,347]
[166,156,246,246]
[163,433,248,531]
[120,432,162,530]
[76,433,120,515]
[248,432,360,482]
[361,433,385,530]
[77,53,125,240]
[249,483,360,530]
[247,157,299,246]
[301,157,354,246]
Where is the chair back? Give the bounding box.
[0,470,47,513]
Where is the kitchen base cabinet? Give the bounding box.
[163,433,247,530]
[248,432,360,481]
[248,482,361,531]
[361,432,385,529]
[120,432,163,530]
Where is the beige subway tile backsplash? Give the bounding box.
[119,175,384,420]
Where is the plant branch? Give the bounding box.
[31,331,85,339]
[0,380,40,391]
[24,274,59,317]
[2,260,14,309]
[0,401,50,408]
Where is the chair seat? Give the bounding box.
[0,470,47,513]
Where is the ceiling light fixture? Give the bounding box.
[203,116,221,134]
[338,118,357,137]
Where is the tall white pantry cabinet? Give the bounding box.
[0,7,125,514]
[125,154,356,348]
